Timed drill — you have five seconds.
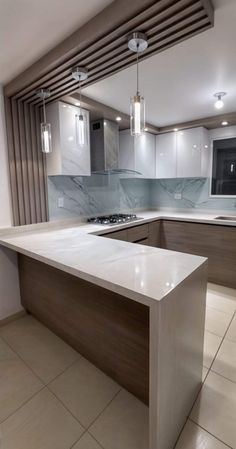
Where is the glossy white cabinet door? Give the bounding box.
[119,130,156,178]
[135,133,156,178]
[156,132,177,178]
[46,101,91,176]
[201,127,210,177]
[177,128,202,178]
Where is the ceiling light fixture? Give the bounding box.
[174,128,178,132]
[144,127,148,132]
[128,31,148,137]
[71,67,88,146]
[221,121,229,126]
[36,88,52,154]
[214,92,226,109]
[116,116,122,122]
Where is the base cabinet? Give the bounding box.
[104,221,161,247]
[161,220,236,288]
[103,219,236,289]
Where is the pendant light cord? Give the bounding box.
[43,95,46,123]
[79,76,82,114]
[136,42,139,95]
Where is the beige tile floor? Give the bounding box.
[0,282,235,449]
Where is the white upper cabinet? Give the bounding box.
[155,132,177,178]
[155,127,210,179]
[46,101,91,176]
[176,127,210,178]
[119,129,156,178]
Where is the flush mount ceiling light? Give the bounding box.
[71,67,88,146]
[221,121,229,126]
[116,116,122,122]
[36,88,52,154]
[128,31,148,137]
[174,128,179,132]
[214,92,226,109]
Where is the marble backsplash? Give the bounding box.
[48,175,236,221]
[150,178,236,211]
[48,175,150,220]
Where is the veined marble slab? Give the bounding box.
[0,226,206,307]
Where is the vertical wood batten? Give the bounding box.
[29,105,42,223]
[24,102,37,223]
[35,106,48,222]
[18,101,31,224]
[11,99,26,225]
[4,97,20,225]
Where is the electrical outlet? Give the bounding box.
[58,197,64,208]
[174,193,182,200]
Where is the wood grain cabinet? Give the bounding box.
[103,221,161,247]
[161,220,236,288]
[148,221,161,247]
[46,101,91,176]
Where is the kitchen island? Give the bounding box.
[0,213,208,449]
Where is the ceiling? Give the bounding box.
[0,0,113,84]
[83,0,236,128]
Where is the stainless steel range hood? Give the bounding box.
[90,119,141,175]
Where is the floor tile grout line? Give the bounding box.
[206,304,234,317]
[207,310,236,372]
[204,328,227,339]
[46,384,86,429]
[87,388,123,431]
[0,385,46,425]
[47,381,122,433]
[210,368,236,385]
[86,430,107,449]
[188,418,234,449]
[0,333,47,385]
[69,429,87,449]
[186,309,236,423]
[0,325,81,387]
[206,303,236,316]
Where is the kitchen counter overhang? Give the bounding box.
[0,218,207,449]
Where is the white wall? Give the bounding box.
[0,85,22,321]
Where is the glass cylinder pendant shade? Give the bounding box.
[75,113,87,146]
[130,94,145,136]
[41,122,52,153]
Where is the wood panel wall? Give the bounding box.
[4,0,214,225]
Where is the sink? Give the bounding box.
[214,216,236,221]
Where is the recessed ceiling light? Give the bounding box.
[104,121,107,126]
[62,104,67,108]
[144,127,148,131]
[75,102,80,106]
[214,92,226,109]
[174,128,178,132]
[204,144,208,149]
[116,116,122,122]
[221,121,229,126]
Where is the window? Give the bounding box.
[211,137,236,196]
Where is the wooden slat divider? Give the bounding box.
[3,0,214,225]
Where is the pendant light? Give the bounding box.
[71,67,88,146]
[214,92,226,109]
[36,88,52,153]
[128,32,148,136]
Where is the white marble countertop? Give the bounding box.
[0,209,217,306]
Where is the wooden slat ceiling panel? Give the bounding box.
[8,0,213,104]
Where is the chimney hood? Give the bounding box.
[90,119,141,175]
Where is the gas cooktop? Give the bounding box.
[87,213,141,225]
